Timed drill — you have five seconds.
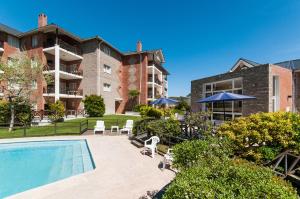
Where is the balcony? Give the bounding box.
[0,41,3,52]
[43,64,83,80]
[148,75,162,86]
[43,40,83,61]
[43,87,83,99]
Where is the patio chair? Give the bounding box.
[143,136,160,158]
[163,148,174,170]
[120,120,134,135]
[94,120,105,134]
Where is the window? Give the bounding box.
[103,64,111,74]
[32,103,38,111]
[103,46,111,56]
[32,35,38,48]
[7,35,19,48]
[31,59,38,68]
[7,58,13,67]
[203,78,243,120]
[103,83,111,92]
[32,80,37,89]
[272,76,280,112]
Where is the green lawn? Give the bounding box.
[0,115,140,139]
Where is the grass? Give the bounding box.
[0,115,140,139]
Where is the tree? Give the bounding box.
[48,100,65,122]
[128,89,140,111]
[83,95,105,117]
[0,53,44,131]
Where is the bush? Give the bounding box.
[132,117,155,136]
[172,137,232,170]
[185,112,212,136]
[14,100,32,125]
[139,105,162,118]
[175,99,190,112]
[0,100,10,123]
[163,159,298,199]
[217,112,300,163]
[48,100,65,122]
[146,118,181,138]
[83,95,105,117]
[133,104,147,112]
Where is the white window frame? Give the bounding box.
[103,64,112,74]
[32,80,37,89]
[203,77,243,120]
[103,83,111,92]
[272,76,280,112]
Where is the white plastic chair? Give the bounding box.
[163,148,174,170]
[94,120,105,134]
[120,120,134,135]
[143,136,160,158]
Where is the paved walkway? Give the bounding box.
[2,135,175,199]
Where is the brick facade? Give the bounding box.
[0,14,169,114]
[191,63,293,116]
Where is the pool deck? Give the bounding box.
[1,135,175,199]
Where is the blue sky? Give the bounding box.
[1,0,300,96]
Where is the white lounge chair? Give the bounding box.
[163,148,174,170]
[143,136,160,158]
[120,120,134,135]
[94,120,105,134]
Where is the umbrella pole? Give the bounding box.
[223,101,225,121]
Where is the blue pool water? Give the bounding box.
[0,140,95,198]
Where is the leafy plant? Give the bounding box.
[139,105,162,118]
[185,111,212,136]
[172,137,233,170]
[163,159,298,199]
[83,95,105,117]
[146,118,181,138]
[48,100,65,122]
[0,100,10,123]
[217,112,300,163]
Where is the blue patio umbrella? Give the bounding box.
[196,92,256,120]
[150,97,178,105]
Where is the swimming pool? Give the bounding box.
[0,140,95,198]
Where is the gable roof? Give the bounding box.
[0,23,22,36]
[230,58,260,72]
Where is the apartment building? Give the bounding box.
[191,58,296,120]
[0,14,169,114]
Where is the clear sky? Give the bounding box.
[1,0,300,97]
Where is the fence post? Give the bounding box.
[54,122,57,135]
[87,119,89,130]
[23,124,26,137]
[79,121,82,134]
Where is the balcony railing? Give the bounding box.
[148,75,162,85]
[43,64,83,76]
[60,88,83,96]
[44,39,81,55]
[43,87,83,96]
[148,93,161,99]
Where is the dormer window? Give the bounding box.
[103,64,111,74]
[32,35,38,48]
[7,35,19,48]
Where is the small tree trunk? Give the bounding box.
[9,106,15,132]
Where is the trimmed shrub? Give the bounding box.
[83,95,105,117]
[14,101,32,125]
[146,118,181,138]
[217,112,300,163]
[172,137,233,170]
[48,100,65,122]
[139,106,162,118]
[163,159,298,199]
[133,104,147,112]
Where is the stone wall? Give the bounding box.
[191,64,270,116]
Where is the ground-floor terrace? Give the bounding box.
[1,135,174,199]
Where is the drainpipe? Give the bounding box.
[97,40,104,96]
[292,69,296,112]
[139,53,142,104]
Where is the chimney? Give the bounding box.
[136,41,142,52]
[38,13,47,28]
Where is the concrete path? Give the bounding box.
[2,135,175,199]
